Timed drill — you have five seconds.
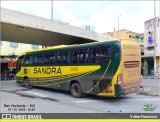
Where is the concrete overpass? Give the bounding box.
[1,7,113,46]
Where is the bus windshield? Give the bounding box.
[16,56,24,73]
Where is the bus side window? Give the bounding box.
[100,45,112,61]
[90,48,93,63]
[90,47,99,64]
[66,51,71,64]
[62,52,66,64]
[50,52,56,64]
[33,55,38,65]
[16,56,24,73]
[72,50,79,64]
[29,55,33,65]
[38,54,44,65]
[95,47,101,63]
[44,52,50,65]
[79,49,88,64]
[114,45,118,53]
[79,49,84,63]
[56,52,62,65]
[62,51,70,65]
[107,45,112,55]
[85,49,89,63]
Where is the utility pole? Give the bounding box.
[159,0,160,76]
[154,0,157,76]
[118,15,121,39]
[51,0,53,20]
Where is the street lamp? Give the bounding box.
[51,0,53,20]
[154,0,157,76]
[118,15,121,39]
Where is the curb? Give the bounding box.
[142,77,160,79]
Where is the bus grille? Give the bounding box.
[124,61,140,68]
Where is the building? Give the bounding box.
[81,25,95,31]
[103,29,144,55]
[143,17,160,76]
[0,40,42,75]
[104,29,144,43]
[104,29,144,75]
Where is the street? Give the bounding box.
[0,79,160,115]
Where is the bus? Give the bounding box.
[15,40,141,97]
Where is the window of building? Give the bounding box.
[0,41,3,46]
[32,45,39,49]
[147,46,154,50]
[86,26,90,30]
[81,25,95,31]
[10,42,18,48]
[141,38,144,42]
[129,35,135,39]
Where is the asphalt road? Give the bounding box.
[141,78,160,87]
[0,79,160,115]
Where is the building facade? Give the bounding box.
[104,29,144,43]
[81,25,95,31]
[0,40,42,75]
[143,17,160,76]
[104,29,144,55]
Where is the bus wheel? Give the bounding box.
[23,78,32,89]
[70,82,82,98]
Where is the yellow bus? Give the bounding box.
[16,40,141,97]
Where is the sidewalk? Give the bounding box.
[142,75,160,79]
[137,75,160,96]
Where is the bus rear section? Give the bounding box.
[119,40,141,95]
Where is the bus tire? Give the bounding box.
[70,82,82,98]
[23,78,32,89]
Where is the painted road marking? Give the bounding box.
[133,99,160,101]
[72,98,160,104]
[24,91,48,97]
[73,100,98,103]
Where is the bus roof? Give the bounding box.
[18,40,119,57]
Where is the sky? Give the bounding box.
[1,0,160,33]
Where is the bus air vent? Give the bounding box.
[99,79,111,93]
[124,61,140,68]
